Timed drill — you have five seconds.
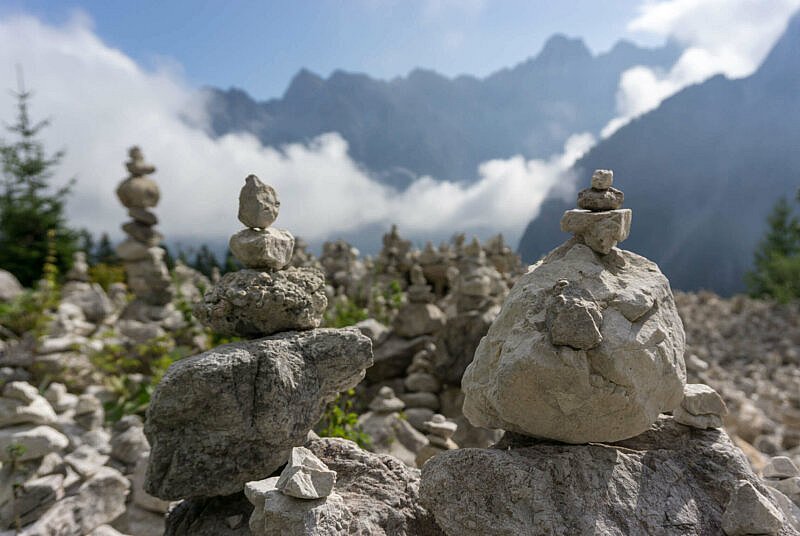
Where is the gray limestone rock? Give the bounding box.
[357,409,429,467]
[673,405,724,429]
[591,169,614,190]
[0,425,69,461]
[245,477,350,536]
[128,207,158,226]
[765,457,800,480]
[275,447,336,500]
[577,186,624,211]
[560,209,632,254]
[194,267,327,337]
[722,480,785,535]
[545,280,603,350]
[434,306,499,385]
[0,473,64,529]
[110,415,149,466]
[122,221,163,247]
[144,328,373,499]
[116,176,160,209]
[462,240,686,443]
[0,269,23,302]
[393,303,446,338]
[228,227,294,270]
[420,417,796,536]
[164,493,252,536]
[115,238,151,261]
[682,383,728,417]
[19,466,130,536]
[61,282,113,323]
[304,437,443,535]
[238,175,280,229]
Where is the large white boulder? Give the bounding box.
[462,239,686,443]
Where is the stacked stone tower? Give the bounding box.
[115,147,174,313]
[144,176,373,530]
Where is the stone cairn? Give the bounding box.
[415,414,458,466]
[393,265,446,339]
[144,175,373,533]
[115,147,174,317]
[418,169,795,535]
[399,342,442,430]
[356,386,428,467]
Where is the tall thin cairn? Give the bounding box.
[115,146,174,312]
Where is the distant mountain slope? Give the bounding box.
[518,12,800,295]
[205,36,680,186]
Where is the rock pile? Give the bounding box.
[462,170,686,443]
[144,176,374,533]
[420,170,795,535]
[356,387,428,467]
[415,414,458,466]
[0,382,130,535]
[194,175,326,337]
[115,147,174,315]
[393,265,446,338]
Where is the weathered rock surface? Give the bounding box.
[577,186,624,211]
[420,417,797,536]
[463,240,686,443]
[0,425,69,461]
[228,227,294,270]
[275,447,336,500]
[393,303,446,338]
[144,328,373,499]
[560,209,632,254]
[722,480,785,535]
[193,267,327,337]
[18,466,129,536]
[238,174,280,229]
[164,493,252,536]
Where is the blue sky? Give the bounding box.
[1,0,652,100]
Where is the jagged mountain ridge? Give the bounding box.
[518,11,800,295]
[205,35,681,186]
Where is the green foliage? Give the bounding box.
[90,336,191,422]
[0,234,60,336]
[746,195,800,303]
[0,84,80,286]
[88,262,126,292]
[92,232,118,265]
[191,244,220,279]
[324,295,369,328]
[316,389,371,448]
[223,248,241,274]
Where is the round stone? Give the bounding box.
[116,176,160,209]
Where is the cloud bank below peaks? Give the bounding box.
[0,12,587,250]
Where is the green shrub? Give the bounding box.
[88,262,126,291]
[324,296,369,328]
[316,388,371,448]
[90,335,191,422]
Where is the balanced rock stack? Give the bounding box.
[194,174,326,337]
[415,414,458,466]
[461,169,685,443]
[357,387,428,467]
[400,343,442,430]
[420,170,795,535]
[115,146,174,310]
[144,176,373,533]
[393,264,446,338]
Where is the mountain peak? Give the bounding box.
[536,34,592,64]
[283,68,325,100]
[756,8,800,83]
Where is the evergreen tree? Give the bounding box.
[0,80,79,286]
[93,232,118,265]
[192,245,220,278]
[223,248,240,274]
[746,195,800,302]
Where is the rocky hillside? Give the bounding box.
[518,11,800,295]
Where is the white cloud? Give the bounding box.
[603,0,800,137]
[0,12,582,252]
